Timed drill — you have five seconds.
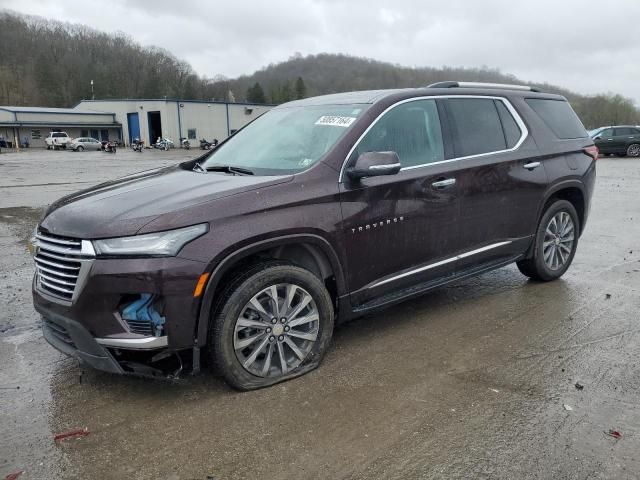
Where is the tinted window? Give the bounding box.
[615,128,633,136]
[356,99,444,167]
[598,129,614,138]
[525,99,587,139]
[447,98,506,157]
[495,100,522,148]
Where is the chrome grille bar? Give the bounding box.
[34,231,95,304]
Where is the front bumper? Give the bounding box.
[33,255,207,349]
[39,305,124,374]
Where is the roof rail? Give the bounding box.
[427,81,540,93]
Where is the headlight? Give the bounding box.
[93,224,208,257]
[27,227,38,256]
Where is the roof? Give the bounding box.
[74,98,276,108]
[278,84,564,108]
[283,90,408,107]
[0,106,113,115]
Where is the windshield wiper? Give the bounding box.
[204,165,254,176]
[193,162,206,173]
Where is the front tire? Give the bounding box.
[209,262,334,390]
[77,146,84,152]
[517,200,579,281]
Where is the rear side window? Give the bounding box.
[495,100,521,148]
[525,98,587,139]
[614,127,638,136]
[446,98,506,157]
[356,99,444,168]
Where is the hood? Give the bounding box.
[40,165,292,238]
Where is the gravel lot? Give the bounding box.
[1,149,639,479]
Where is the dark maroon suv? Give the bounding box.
[32,82,597,389]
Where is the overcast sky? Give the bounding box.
[5,0,640,101]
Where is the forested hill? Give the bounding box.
[221,53,640,128]
[1,11,638,128]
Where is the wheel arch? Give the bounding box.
[195,233,345,346]
[525,181,586,260]
[539,181,586,234]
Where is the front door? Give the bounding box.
[594,128,615,154]
[339,98,459,306]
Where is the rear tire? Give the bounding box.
[517,199,579,281]
[627,144,640,157]
[208,262,334,390]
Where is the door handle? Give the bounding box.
[431,178,456,189]
[523,161,541,170]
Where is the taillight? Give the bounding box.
[584,145,599,161]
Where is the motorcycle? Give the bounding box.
[179,137,191,150]
[104,140,117,154]
[153,137,174,151]
[131,138,144,153]
[199,138,219,150]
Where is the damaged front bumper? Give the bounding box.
[38,305,126,375]
[32,253,208,377]
[37,304,180,377]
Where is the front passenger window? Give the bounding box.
[356,99,444,168]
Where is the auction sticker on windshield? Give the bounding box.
[315,115,356,127]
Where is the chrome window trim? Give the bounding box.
[367,241,512,289]
[338,95,529,182]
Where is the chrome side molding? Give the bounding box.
[369,241,512,289]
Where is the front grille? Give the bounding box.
[43,318,76,348]
[34,231,94,303]
[125,319,154,336]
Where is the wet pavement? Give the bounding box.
[1,150,639,479]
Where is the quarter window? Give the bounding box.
[446,98,506,157]
[355,99,444,168]
[525,98,587,139]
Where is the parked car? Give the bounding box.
[45,131,71,150]
[591,125,640,157]
[70,137,102,152]
[32,82,596,390]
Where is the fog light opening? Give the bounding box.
[120,293,166,337]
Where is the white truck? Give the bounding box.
[45,131,72,150]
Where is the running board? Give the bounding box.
[353,254,523,314]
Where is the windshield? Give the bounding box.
[200,104,368,175]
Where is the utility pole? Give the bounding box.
[91,80,94,100]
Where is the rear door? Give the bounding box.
[443,96,548,271]
[340,98,460,306]
[612,127,640,155]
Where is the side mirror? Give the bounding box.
[346,151,401,180]
[594,136,601,140]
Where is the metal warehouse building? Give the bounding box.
[76,99,273,147]
[0,99,273,149]
[0,106,121,148]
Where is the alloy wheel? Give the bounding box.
[627,144,640,157]
[233,283,319,377]
[543,211,575,271]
